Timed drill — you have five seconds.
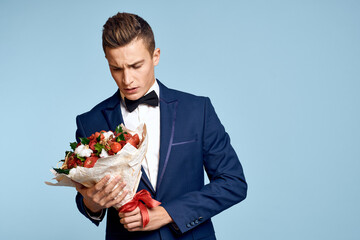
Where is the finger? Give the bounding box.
[121,207,140,218]
[103,176,122,194]
[123,221,143,231]
[93,175,111,192]
[120,213,142,225]
[104,184,128,208]
[108,181,126,200]
[90,176,114,202]
[72,181,84,191]
[127,227,142,232]
[97,176,122,203]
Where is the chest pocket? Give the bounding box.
[172,134,198,146]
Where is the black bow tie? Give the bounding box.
[124,90,159,112]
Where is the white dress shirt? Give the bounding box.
[85,81,161,219]
[120,81,160,190]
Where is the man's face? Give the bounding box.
[105,38,160,100]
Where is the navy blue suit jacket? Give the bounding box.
[75,80,247,240]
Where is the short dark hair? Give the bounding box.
[102,12,155,55]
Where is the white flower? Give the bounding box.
[102,131,115,141]
[100,148,109,158]
[74,144,93,157]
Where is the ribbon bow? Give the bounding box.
[118,189,161,228]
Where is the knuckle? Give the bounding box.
[114,185,123,193]
[112,191,120,198]
[92,196,100,203]
[110,193,117,200]
[98,199,106,206]
[119,191,127,199]
[97,200,105,208]
[84,191,92,198]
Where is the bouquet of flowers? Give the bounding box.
[54,124,141,174]
[46,123,149,209]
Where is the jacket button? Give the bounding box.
[191,221,195,226]
[195,220,199,224]
[186,223,191,228]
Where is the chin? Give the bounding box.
[125,94,142,101]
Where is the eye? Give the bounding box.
[112,67,123,71]
[132,64,142,69]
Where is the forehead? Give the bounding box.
[105,38,151,65]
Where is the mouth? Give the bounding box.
[123,87,138,94]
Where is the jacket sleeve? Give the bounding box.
[76,192,106,226]
[74,115,107,226]
[161,97,247,234]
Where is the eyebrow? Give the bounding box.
[128,60,144,67]
[109,60,145,69]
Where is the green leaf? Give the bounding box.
[115,124,123,134]
[94,143,105,153]
[70,142,78,151]
[76,155,86,162]
[53,168,70,175]
[116,133,125,142]
[80,137,90,145]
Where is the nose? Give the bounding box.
[123,68,133,85]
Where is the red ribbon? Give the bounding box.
[118,189,161,228]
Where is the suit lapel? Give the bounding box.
[101,90,124,131]
[101,83,178,195]
[156,81,178,193]
[141,168,155,194]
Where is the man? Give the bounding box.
[74,12,247,240]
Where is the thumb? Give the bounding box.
[72,180,84,191]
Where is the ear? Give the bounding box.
[104,47,109,59]
[152,48,160,66]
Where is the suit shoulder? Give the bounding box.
[77,90,120,119]
[163,86,209,104]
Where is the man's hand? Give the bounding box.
[74,175,127,214]
[119,206,173,231]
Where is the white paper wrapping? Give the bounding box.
[45,123,147,209]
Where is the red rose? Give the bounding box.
[110,142,122,153]
[89,140,97,151]
[84,156,99,168]
[127,134,140,148]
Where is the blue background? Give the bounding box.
[1,0,359,239]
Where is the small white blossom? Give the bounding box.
[100,148,109,158]
[75,144,93,157]
[103,131,115,141]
